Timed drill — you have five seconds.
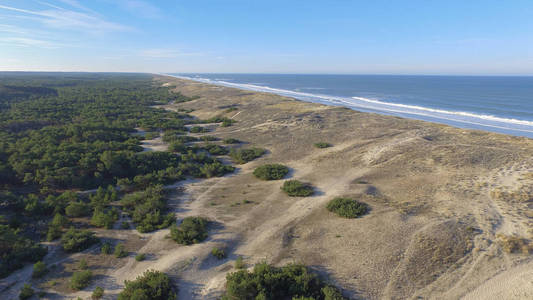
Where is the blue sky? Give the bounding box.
[0,0,532,74]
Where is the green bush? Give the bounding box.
[314,142,332,148]
[114,243,127,258]
[223,138,241,144]
[0,225,47,278]
[168,141,187,153]
[229,147,266,164]
[118,270,176,300]
[234,256,245,269]
[91,207,118,229]
[170,217,208,245]
[78,259,88,270]
[19,284,34,300]
[200,135,218,141]
[60,228,98,252]
[211,247,226,259]
[70,270,92,290]
[281,180,314,197]
[189,126,208,133]
[253,164,289,180]
[201,144,229,156]
[326,197,368,218]
[65,201,91,217]
[32,261,47,278]
[92,286,104,299]
[101,242,112,254]
[221,119,235,127]
[47,224,62,241]
[135,253,146,261]
[144,132,159,140]
[221,263,345,300]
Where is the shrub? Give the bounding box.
[91,207,118,229]
[253,164,289,180]
[189,126,208,133]
[326,197,369,218]
[65,201,91,217]
[170,217,208,245]
[201,144,229,156]
[47,224,62,241]
[223,138,241,144]
[70,270,92,290]
[78,259,88,270]
[0,225,47,278]
[200,135,218,141]
[234,256,245,269]
[211,247,226,259]
[229,147,266,164]
[144,132,159,140]
[118,270,176,300]
[19,284,34,300]
[281,180,314,197]
[135,253,146,261]
[221,119,235,127]
[32,261,47,278]
[60,228,98,252]
[168,141,187,153]
[314,142,332,148]
[221,263,345,300]
[114,243,127,258]
[101,242,112,254]
[92,286,104,299]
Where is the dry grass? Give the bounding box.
[497,234,532,254]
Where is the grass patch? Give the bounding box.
[229,147,266,164]
[326,197,369,218]
[170,216,208,245]
[314,142,332,148]
[281,180,314,197]
[253,164,289,180]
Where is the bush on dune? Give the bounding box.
[253,164,289,180]
[118,270,176,300]
[170,216,208,245]
[281,180,314,197]
[314,142,332,149]
[326,197,368,218]
[222,263,345,300]
[230,147,266,164]
[60,228,98,252]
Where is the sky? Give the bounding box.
[0,0,532,75]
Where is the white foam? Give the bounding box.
[167,74,533,136]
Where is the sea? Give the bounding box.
[168,74,533,139]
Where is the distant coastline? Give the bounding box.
[166,73,533,139]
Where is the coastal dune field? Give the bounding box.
[3,75,531,299]
[150,76,532,299]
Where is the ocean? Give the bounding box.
[169,74,533,138]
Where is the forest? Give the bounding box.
[0,73,234,278]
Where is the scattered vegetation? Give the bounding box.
[211,247,226,259]
[70,270,93,290]
[497,234,532,254]
[326,197,369,218]
[234,256,245,269]
[200,135,218,141]
[135,253,146,261]
[230,147,266,164]
[281,180,314,197]
[118,270,176,300]
[314,142,332,148]
[253,164,289,180]
[32,261,47,278]
[189,126,209,133]
[223,138,241,144]
[114,243,127,258]
[60,228,98,252]
[0,225,47,278]
[101,242,112,255]
[170,217,209,245]
[19,284,34,300]
[92,286,104,299]
[222,263,345,300]
[78,258,88,270]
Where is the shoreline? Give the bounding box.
[164,73,533,139]
[152,74,532,299]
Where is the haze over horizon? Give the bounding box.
[1,0,532,75]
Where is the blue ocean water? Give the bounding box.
[169,73,533,138]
